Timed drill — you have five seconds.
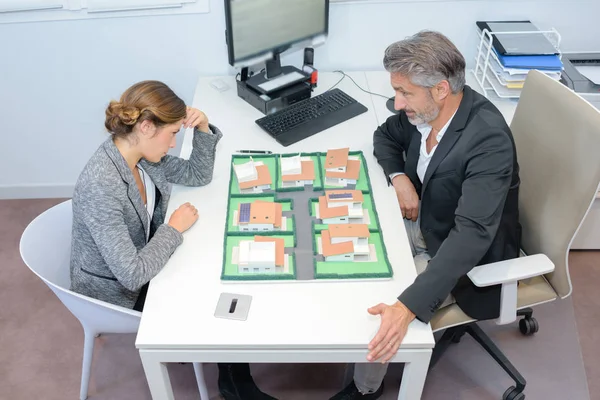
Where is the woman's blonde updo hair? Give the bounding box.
[105,80,186,138]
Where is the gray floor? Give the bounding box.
[423,299,589,400]
[2,198,597,400]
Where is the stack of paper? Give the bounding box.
[489,53,561,89]
[476,20,563,97]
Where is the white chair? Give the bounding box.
[19,199,209,400]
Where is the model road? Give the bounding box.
[276,182,357,280]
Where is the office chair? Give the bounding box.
[428,70,600,400]
[19,200,209,400]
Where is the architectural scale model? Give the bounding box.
[222,148,392,281]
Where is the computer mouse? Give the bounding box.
[386,96,399,114]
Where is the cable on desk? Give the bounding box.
[327,70,391,100]
[326,72,347,92]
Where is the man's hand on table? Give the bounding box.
[367,300,416,363]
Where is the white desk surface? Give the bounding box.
[135,72,435,352]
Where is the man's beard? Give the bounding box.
[405,96,440,126]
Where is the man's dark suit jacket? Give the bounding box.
[373,85,521,324]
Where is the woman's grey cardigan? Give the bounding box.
[70,126,222,309]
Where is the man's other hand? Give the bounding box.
[392,174,419,221]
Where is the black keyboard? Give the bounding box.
[255,88,368,146]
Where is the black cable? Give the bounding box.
[329,70,391,100]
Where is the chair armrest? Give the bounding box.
[466,254,555,325]
[467,254,555,287]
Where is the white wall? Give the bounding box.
[1,0,598,198]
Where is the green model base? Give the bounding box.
[312,231,392,279]
[310,192,379,231]
[221,151,393,281]
[277,153,324,191]
[227,196,295,233]
[221,234,296,281]
[320,151,370,191]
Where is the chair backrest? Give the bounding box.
[511,70,600,298]
[20,200,73,288]
[20,200,141,334]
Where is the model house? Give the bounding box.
[237,236,285,274]
[324,148,361,186]
[320,224,370,262]
[233,157,258,182]
[237,200,284,232]
[233,158,272,193]
[317,190,364,224]
[280,154,316,187]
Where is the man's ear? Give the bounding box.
[434,80,451,101]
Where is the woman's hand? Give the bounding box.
[168,202,199,233]
[184,106,209,133]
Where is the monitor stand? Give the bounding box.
[245,53,309,95]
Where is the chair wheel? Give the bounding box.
[503,386,525,400]
[519,317,539,336]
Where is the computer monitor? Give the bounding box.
[224,0,329,82]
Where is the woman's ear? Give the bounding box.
[138,119,155,136]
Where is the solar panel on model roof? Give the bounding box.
[329,193,353,199]
[239,203,251,223]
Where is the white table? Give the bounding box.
[135,72,436,400]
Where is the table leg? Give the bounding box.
[139,351,175,400]
[193,363,210,400]
[397,350,432,400]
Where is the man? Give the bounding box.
[330,31,521,399]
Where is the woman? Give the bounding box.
[70,80,276,400]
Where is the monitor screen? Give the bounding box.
[225,0,328,66]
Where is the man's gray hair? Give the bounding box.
[383,30,466,94]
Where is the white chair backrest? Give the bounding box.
[511,70,600,298]
[20,199,73,288]
[20,200,141,333]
